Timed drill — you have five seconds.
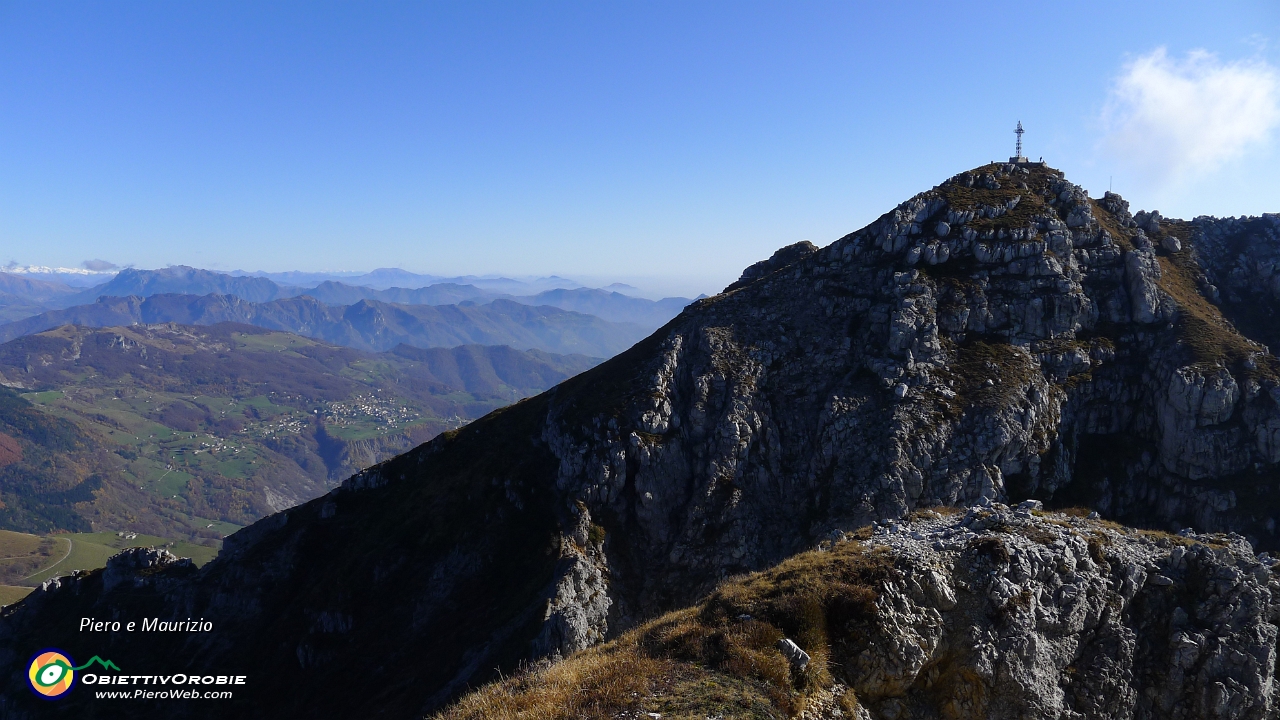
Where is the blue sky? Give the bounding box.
[2,1,1278,296]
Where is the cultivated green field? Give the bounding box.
[0,585,31,605]
[0,530,67,584]
[0,528,219,605]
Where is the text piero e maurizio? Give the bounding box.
[80,618,213,633]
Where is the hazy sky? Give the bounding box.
[2,1,1278,296]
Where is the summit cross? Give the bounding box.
[1008,121,1033,164]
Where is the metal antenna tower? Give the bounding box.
[1014,121,1024,158]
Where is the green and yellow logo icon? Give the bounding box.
[27,650,120,699]
[28,650,75,698]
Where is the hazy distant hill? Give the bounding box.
[336,268,583,293]
[67,266,294,305]
[345,267,447,289]
[0,323,599,540]
[303,282,694,325]
[0,273,79,303]
[301,280,494,306]
[0,294,649,357]
[523,287,694,326]
[0,273,81,323]
[233,267,585,293]
[0,294,51,325]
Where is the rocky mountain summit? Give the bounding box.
[3,162,1280,718]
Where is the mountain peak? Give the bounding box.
[6,162,1280,717]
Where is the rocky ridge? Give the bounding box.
[436,504,1280,720]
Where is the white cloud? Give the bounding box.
[1101,48,1280,183]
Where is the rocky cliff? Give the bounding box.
[3,163,1280,718]
[436,503,1280,720]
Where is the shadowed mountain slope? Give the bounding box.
[5,163,1280,718]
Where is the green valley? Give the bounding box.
[0,323,598,544]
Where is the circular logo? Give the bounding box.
[27,649,76,699]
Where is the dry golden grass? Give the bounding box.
[1155,254,1260,367]
[1088,198,1136,252]
[434,638,669,720]
[1017,524,1059,546]
[432,542,897,720]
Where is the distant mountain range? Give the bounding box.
[229,267,588,294]
[301,282,692,326]
[0,265,116,287]
[0,266,696,333]
[0,294,649,357]
[299,280,495,306]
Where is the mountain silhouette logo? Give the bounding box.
[27,649,121,699]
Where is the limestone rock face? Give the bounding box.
[531,504,612,658]
[1124,246,1163,323]
[816,507,1280,720]
[1188,213,1280,349]
[101,547,194,593]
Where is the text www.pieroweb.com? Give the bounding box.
[85,674,242,700]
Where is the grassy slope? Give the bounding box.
[0,530,65,585]
[434,539,893,720]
